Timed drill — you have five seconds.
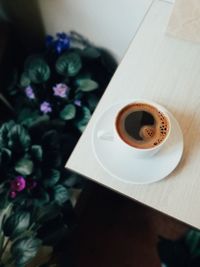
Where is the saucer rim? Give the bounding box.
[92,102,184,184]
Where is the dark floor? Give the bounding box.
[70,183,188,267]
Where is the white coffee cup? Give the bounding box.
[97,100,171,158]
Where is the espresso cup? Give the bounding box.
[97,100,171,158]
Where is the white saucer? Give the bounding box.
[92,102,184,184]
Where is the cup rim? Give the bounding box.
[114,100,171,151]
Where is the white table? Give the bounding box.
[66,0,200,229]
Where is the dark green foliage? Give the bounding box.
[25,56,50,84]
[14,158,34,176]
[0,121,15,148]
[185,230,200,259]
[20,72,30,88]
[30,145,43,162]
[75,106,91,132]
[41,130,60,151]
[87,94,99,111]
[59,104,76,120]
[11,237,41,266]
[158,236,190,267]
[44,169,60,187]
[1,148,12,165]
[158,230,200,267]
[36,203,61,224]
[0,31,117,266]
[33,189,50,207]
[62,172,80,187]
[8,124,31,153]
[82,46,101,59]
[56,52,82,76]
[17,109,43,128]
[42,225,68,247]
[53,185,70,205]
[3,211,30,239]
[76,78,98,92]
[0,193,8,210]
[6,33,117,136]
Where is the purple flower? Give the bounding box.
[53,83,69,98]
[27,178,37,190]
[45,35,54,48]
[10,176,26,192]
[40,101,52,114]
[25,86,35,99]
[45,33,70,53]
[55,32,70,53]
[10,191,17,199]
[74,100,82,107]
[56,32,68,39]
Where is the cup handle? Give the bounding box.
[97,130,114,141]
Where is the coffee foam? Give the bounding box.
[116,103,169,149]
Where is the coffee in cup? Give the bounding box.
[97,100,171,158]
[116,103,170,149]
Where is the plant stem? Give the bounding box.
[0,94,15,113]
[0,234,5,255]
[2,256,14,267]
[0,238,10,261]
[28,222,36,231]
[0,204,12,262]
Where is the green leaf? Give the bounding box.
[43,151,62,169]
[20,72,31,87]
[31,145,43,161]
[36,203,61,224]
[17,109,50,128]
[0,121,15,148]
[42,130,62,168]
[82,47,101,59]
[42,130,60,150]
[0,233,4,259]
[27,115,50,129]
[42,225,67,246]
[11,237,41,266]
[60,104,76,120]
[8,124,31,152]
[25,56,50,84]
[74,91,84,101]
[76,106,91,132]
[15,158,34,175]
[185,229,200,258]
[76,72,92,80]
[0,193,8,210]
[3,211,30,239]
[62,173,79,187]
[53,185,69,205]
[87,94,99,111]
[1,148,12,164]
[77,78,98,92]
[158,236,190,267]
[17,109,40,127]
[56,52,82,76]
[34,190,50,207]
[44,169,60,187]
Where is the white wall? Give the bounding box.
[1,0,153,60]
[38,0,153,60]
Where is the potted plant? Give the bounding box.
[0,32,117,266]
